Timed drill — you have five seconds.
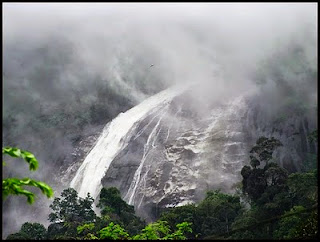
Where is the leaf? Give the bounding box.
[2,177,53,204]
[3,147,21,157]
[21,150,39,171]
[2,178,35,204]
[2,147,39,171]
[2,146,53,205]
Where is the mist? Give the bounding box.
[2,2,317,238]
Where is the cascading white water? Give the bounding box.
[124,106,168,205]
[68,83,315,222]
[70,84,190,199]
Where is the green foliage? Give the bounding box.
[273,206,306,239]
[264,162,288,187]
[3,178,53,204]
[249,156,260,169]
[160,191,241,239]
[77,222,95,235]
[2,146,53,204]
[249,136,283,167]
[76,219,192,240]
[242,137,286,202]
[7,174,317,240]
[99,222,130,240]
[97,187,145,235]
[233,136,318,240]
[7,222,47,240]
[75,222,99,239]
[3,147,38,171]
[6,232,30,240]
[230,207,264,239]
[132,220,192,240]
[47,222,67,239]
[4,135,317,240]
[159,204,196,233]
[49,188,96,224]
[165,222,193,240]
[133,220,171,240]
[82,233,99,240]
[196,190,242,237]
[293,211,318,239]
[287,170,318,208]
[256,186,291,216]
[98,187,134,216]
[21,222,47,240]
[241,167,266,201]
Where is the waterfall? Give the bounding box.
[124,106,168,205]
[67,84,315,222]
[70,85,189,200]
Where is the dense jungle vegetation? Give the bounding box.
[4,136,318,240]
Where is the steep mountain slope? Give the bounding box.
[69,85,317,222]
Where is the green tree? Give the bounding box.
[230,207,263,239]
[241,137,285,202]
[6,232,30,240]
[77,222,95,235]
[98,187,133,216]
[249,136,283,167]
[77,222,99,240]
[159,204,196,234]
[250,156,260,169]
[6,222,47,240]
[132,220,171,240]
[2,147,53,204]
[99,222,130,240]
[48,188,96,224]
[241,166,269,202]
[293,210,318,239]
[21,222,47,240]
[47,222,67,240]
[97,187,145,235]
[132,220,192,240]
[47,188,96,239]
[195,190,242,238]
[235,135,318,240]
[165,222,193,240]
[273,206,306,239]
[287,169,318,208]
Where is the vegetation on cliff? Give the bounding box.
[6,136,317,240]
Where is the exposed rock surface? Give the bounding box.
[69,88,317,222]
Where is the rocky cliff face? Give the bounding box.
[101,91,255,221]
[245,95,317,173]
[68,87,317,223]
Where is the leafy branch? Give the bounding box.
[3,147,38,171]
[2,146,53,204]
